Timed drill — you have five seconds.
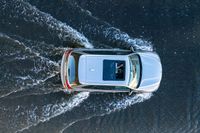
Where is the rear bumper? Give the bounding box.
[60,49,73,90]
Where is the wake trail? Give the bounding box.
[0,1,93,131]
[0,0,93,48]
[0,1,154,132]
[60,93,152,132]
[106,93,152,112]
[0,1,94,131]
[0,33,60,98]
[16,92,89,133]
[28,0,153,51]
[0,33,90,132]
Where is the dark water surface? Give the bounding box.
[0,0,200,133]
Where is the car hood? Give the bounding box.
[138,52,162,91]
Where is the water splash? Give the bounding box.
[60,93,152,132]
[0,33,59,98]
[0,0,93,48]
[74,1,153,51]
[27,0,152,51]
[106,93,152,112]
[102,27,153,51]
[16,92,89,133]
[0,1,155,132]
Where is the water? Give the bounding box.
[0,0,200,133]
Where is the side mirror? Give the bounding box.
[130,46,135,52]
[128,90,134,95]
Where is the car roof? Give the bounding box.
[78,54,130,86]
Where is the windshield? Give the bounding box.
[128,54,141,89]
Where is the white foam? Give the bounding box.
[0,71,59,99]
[0,33,59,68]
[16,75,32,80]
[59,93,152,132]
[107,93,152,112]
[16,92,89,132]
[0,35,60,98]
[1,1,155,132]
[0,87,26,99]
[103,27,153,51]
[69,3,153,51]
[41,92,89,121]
[3,0,93,48]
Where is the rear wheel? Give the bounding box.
[63,89,73,94]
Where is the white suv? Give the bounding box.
[61,48,162,94]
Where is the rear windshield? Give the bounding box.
[103,60,125,81]
[68,55,75,84]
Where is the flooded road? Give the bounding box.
[0,0,200,132]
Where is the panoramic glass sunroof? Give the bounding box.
[103,60,125,81]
